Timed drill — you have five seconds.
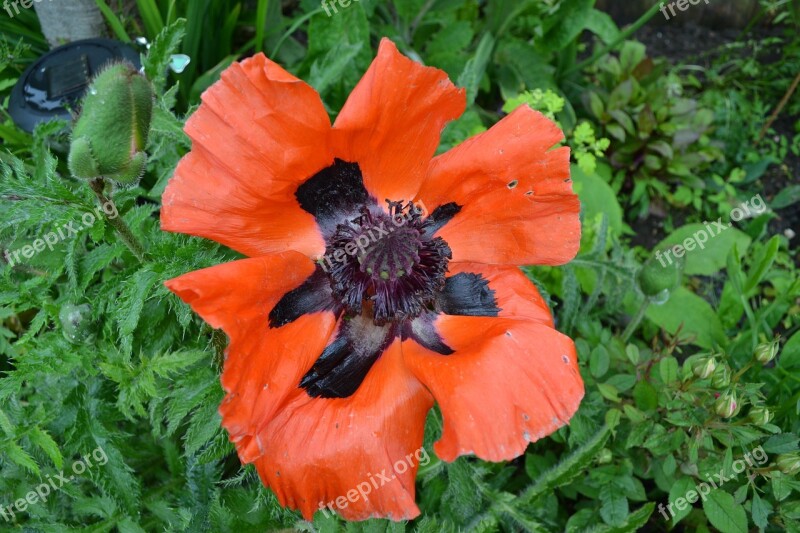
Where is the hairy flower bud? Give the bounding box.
[777,453,800,475]
[597,448,613,464]
[715,392,738,418]
[692,356,716,379]
[637,246,685,298]
[68,63,154,185]
[754,338,780,364]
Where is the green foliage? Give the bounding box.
[582,41,724,219]
[0,2,799,532]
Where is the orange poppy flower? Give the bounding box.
[162,38,583,521]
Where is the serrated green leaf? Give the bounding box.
[703,490,748,533]
[30,427,64,469]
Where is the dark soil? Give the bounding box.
[629,22,800,255]
[634,22,741,66]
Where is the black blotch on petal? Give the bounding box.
[300,317,394,398]
[295,159,371,236]
[269,268,338,328]
[422,202,462,237]
[436,272,500,317]
[402,313,453,355]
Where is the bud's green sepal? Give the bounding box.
[692,355,716,379]
[68,63,154,185]
[777,453,800,475]
[748,407,772,426]
[637,246,685,297]
[711,365,731,388]
[754,338,780,364]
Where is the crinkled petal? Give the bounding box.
[162,53,333,258]
[332,38,466,204]
[403,315,584,462]
[164,252,337,461]
[417,105,580,266]
[253,340,434,521]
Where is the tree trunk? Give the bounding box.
[35,0,107,48]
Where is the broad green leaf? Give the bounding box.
[667,477,696,524]
[703,490,747,533]
[771,184,800,209]
[542,0,594,51]
[751,492,770,529]
[633,380,658,411]
[590,345,610,378]
[655,224,751,276]
[779,330,800,369]
[659,357,679,385]
[591,503,655,533]
[762,433,799,454]
[584,9,620,44]
[645,287,727,349]
[600,491,629,526]
[571,163,624,238]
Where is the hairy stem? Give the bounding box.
[621,297,651,344]
[88,178,147,263]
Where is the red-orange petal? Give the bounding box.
[417,105,580,266]
[253,340,434,521]
[161,53,332,258]
[332,38,466,205]
[164,252,337,461]
[403,316,584,462]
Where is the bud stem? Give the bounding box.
[621,298,650,343]
[88,178,147,263]
[731,362,754,384]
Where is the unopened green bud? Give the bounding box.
[776,453,800,475]
[748,407,772,426]
[715,392,738,418]
[711,365,731,388]
[637,246,685,297]
[754,338,780,364]
[59,303,96,344]
[597,448,613,464]
[68,63,154,185]
[692,356,716,379]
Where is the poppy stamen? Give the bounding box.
[324,202,452,325]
